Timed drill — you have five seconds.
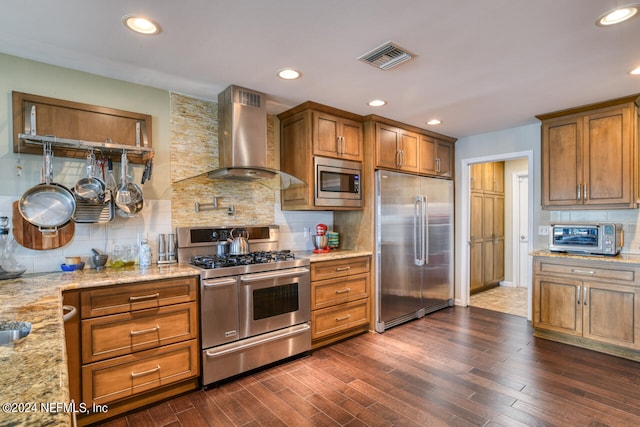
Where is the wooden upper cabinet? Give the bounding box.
[278,101,363,210]
[313,112,363,161]
[374,123,418,172]
[399,129,419,172]
[375,122,401,170]
[538,95,639,209]
[370,115,456,178]
[12,91,153,164]
[419,135,454,178]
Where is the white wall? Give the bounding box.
[454,123,549,303]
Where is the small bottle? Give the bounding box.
[105,157,117,192]
[139,236,152,267]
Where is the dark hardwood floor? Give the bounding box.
[97,307,640,426]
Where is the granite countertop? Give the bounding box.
[531,250,640,264]
[297,249,373,262]
[0,264,199,427]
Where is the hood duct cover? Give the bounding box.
[208,85,276,180]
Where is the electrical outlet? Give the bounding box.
[538,225,549,236]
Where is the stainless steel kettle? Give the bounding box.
[228,228,250,255]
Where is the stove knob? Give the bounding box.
[211,231,218,241]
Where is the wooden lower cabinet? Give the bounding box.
[82,340,198,405]
[310,256,371,348]
[533,256,640,360]
[64,275,200,426]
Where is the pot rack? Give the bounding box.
[18,133,154,157]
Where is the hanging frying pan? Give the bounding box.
[18,143,76,232]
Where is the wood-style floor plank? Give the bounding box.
[95,307,640,427]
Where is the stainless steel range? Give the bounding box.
[176,225,311,385]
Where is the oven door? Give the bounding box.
[239,267,310,339]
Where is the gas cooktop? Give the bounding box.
[192,250,296,269]
[176,225,309,279]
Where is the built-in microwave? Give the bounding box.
[549,223,623,256]
[314,156,362,208]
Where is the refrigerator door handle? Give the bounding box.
[414,196,424,266]
[424,195,429,265]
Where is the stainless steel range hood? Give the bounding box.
[209,85,277,180]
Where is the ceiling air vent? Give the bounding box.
[358,41,415,70]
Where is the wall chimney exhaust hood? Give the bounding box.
[208,85,277,181]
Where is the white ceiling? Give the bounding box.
[1,0,639,138]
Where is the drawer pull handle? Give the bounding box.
[335,288,351,294]
[130,365,160,379]
[335,266,351,272]
[571,269,595,275]
[129,293,160,302]
[336,314,351,322]
[130,325,160,336]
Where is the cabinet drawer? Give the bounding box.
[81,302,198,363]
[311,299,369,339]
[312,273,368,310]
[81,276,198,318]
[311,256,370,281]
[535,259,638,283]
[82,339,198,405]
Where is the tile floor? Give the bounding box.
[469,285,528,317]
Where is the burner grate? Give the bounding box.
[192,250,295,269]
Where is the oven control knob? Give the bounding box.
[211,231,218,240]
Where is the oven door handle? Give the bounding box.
[202,277,238,288]
[240,267,309,282]
[205,323,310,358]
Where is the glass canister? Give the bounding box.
[139,236,152,267]
[0,216,26,279]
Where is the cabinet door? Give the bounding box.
[469,192,484,292]
[398,130,418,172]
[313,112,340,157]
[375,123,400,169]
[418,135,437,175]
[583,107,633,206]
[312,112,363,161]
[470,164,483,191]
[280,112,314,209]
[541,117,582,207]
[582,282,640,350]
[533,276,582,336]
[340,117,363,161]
[435,140,453,178]
[482,162,505,194]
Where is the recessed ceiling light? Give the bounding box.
[426,119,442,126]
[368,99,386,107]
[277,69,301,80]
[630,66,640,75]
[596,4,639,26]
[122,15,160,35]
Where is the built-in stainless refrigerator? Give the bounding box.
[375,169,454,333]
